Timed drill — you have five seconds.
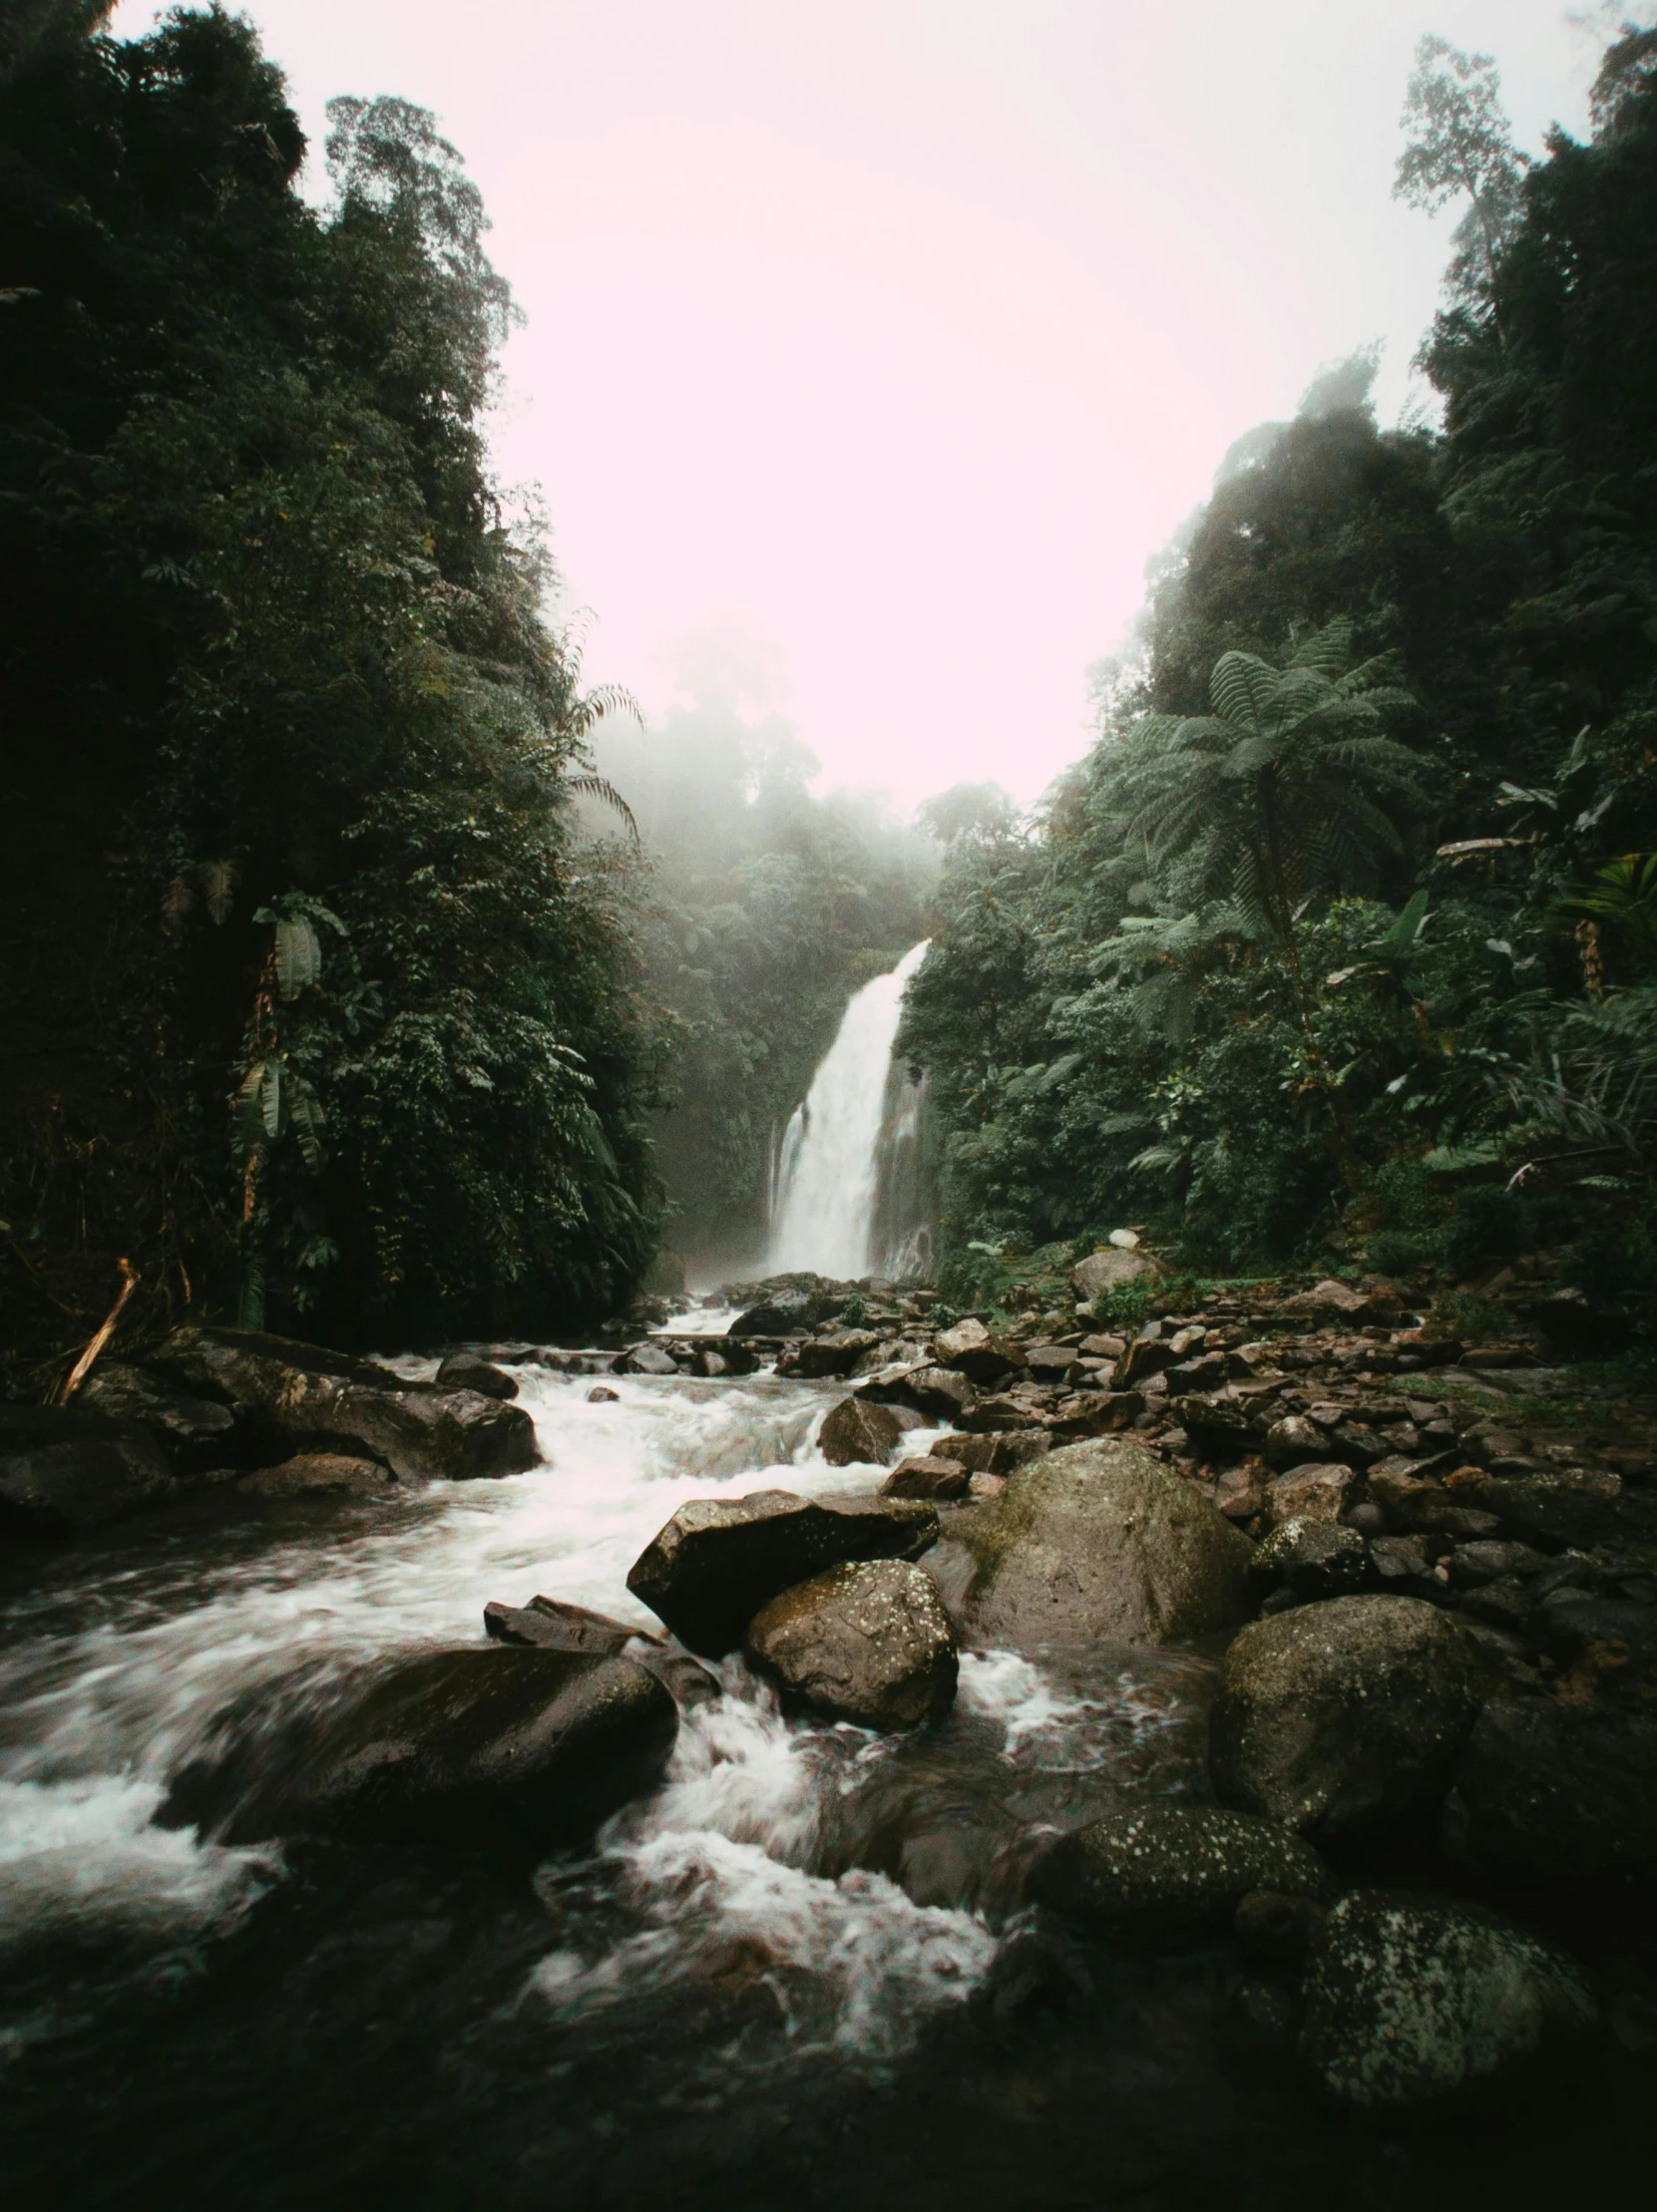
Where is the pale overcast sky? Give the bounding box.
[113,2,1629,805]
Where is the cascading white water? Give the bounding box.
[764,940,929,1280]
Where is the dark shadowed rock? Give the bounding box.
[0,1402,178,1536]
[435,1351,519,1399]
[944,1431,1051,1476]
[1210,1596,1485,1844]
[882,1454,970,1500]
[727,1289,839,1337]
[1032,1805,1333,1946]
[236,1453,394,1499]
[626,1488,939,1657]
[1445,1692,1657,1899]
[745,1559,958,1727]
[818,1396,905,1467]
[941,1437,1251,1652]
[1298,1892,1595,2110]
[1250,1518,1368,1600]
[144,1326,539,1480]
[161,1647,677,1851]
[77,1361,237,1470]
[484,1594,639,1656]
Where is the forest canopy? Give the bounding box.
[900,24,1657,1318]
[0,6,669,1371]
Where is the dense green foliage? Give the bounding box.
[590,708,934,1270]
[0,8,666,1370]
[902,27,1657,1316]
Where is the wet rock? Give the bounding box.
[1298,1892,1596,2111]
[819,1395,906,1467]
[434,1351,519,1399]
[588,1385,620,1403]
[727,1289,838,1337]
[1071,1249,1159,1300]
[745,1558,958,1728]
[77,1361,237,1470]
[1446,1693,1657,1897]
[0,1401,178,1536]
[882,1455,971,1501]
[236,1453,395,1498]
[690,1342,758,1377]
[1267,1461,1353,1526]
[162,1648,677,1852]
[1235,1889,1330,1976]
[145,1326,539,1480]
[897,1365,978,1420]
[942,1437,1252,1651]
[626,1488,939,1657]
[615,1341,680,1376]
[1032,1805,1333,1946]
[974,1911,1094,2026]
[1250,1518,1368,1600]
[484,1594,639,1656]
[1210,1596,1485,1844]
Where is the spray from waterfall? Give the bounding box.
[764,941,932,1280]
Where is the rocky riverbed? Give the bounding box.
[1,1270,1654,2208]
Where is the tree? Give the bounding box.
[1395,34,1528,322]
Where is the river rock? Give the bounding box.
[161,1647,677,1851]
[434,1351,519,1399]
[77,1361,238,1470]
[236,1452,395,1498]
[614,1341,679,1376]
[727,1288,838,1337]
[933,1317,1020,1384]
[1298,1892,1596,2111]
[1250,1518,1369,1600]
[1267,1462,1353,1526]
[0,1401,179,1535]
[745,1558,958,1727]
[1445,1693,1657,1900]
[819,1395,905,1466]
[940,1438,1252,1651]
[945,1431,1051,1476]
[1071,1249,1159,1300]
[626,1488,939,1657]
[1031,1805,1334,1946]
[483,1594,638,1656]
[1209,1596,1485,1844]
[882,1454,970,1500]
[144,1325,539,1480]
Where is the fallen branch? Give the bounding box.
[58,1258,139,1404]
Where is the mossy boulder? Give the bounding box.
[746,1558,958,1728]
[941,1438,1252,1651]
[1032,1804,1334,1946]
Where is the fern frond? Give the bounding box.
[565,773,640,846]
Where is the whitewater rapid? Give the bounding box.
[0,1361,1198,2080]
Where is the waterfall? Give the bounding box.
[764,940,931,1281]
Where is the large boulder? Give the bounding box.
[745,1559,958,1728]
[1031,1805,1333,1946]
[818,1395,906,1467]
[145,1326,539,1480]
[236,1452,394,1499]
[0,1401,179,1536]
[1445,1693,1657,1902]
[1298,1892,1596,2111]
[77,1361,237,1470]
[940,1438,1252,1651]
[434,1351,519,1399]
[1210,1596,1484,1844]
[1071,1249,1159,1301]
[727,1287,840,1337]
[160,1647,676,1851]
[933,1317,1020,1384]
[626,1488,939,1657]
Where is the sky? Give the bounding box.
[113,1,1633,807]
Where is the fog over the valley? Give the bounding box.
[111,1,1634,807]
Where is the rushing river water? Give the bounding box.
[0,1361,1635,2210]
